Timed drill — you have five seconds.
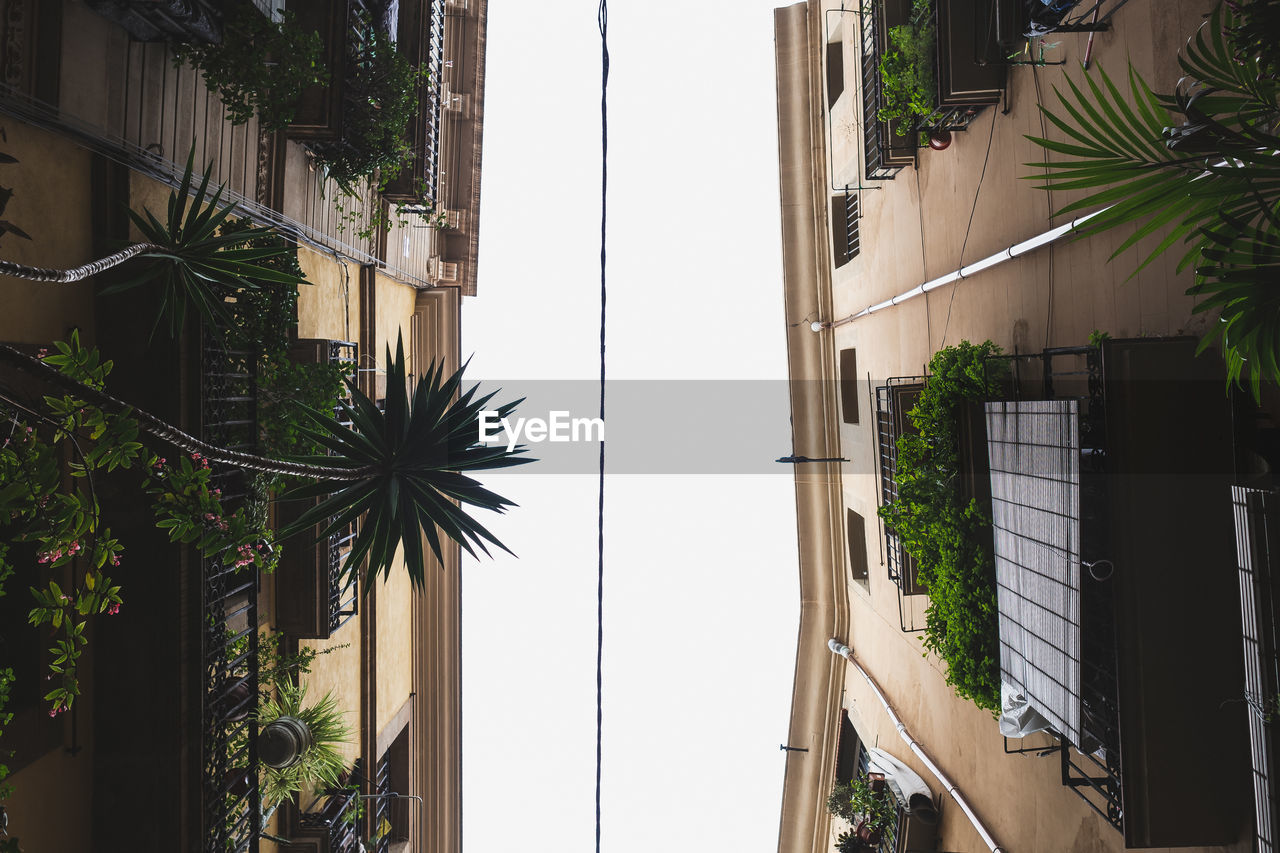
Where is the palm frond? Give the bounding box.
[280,333,534,589]
[1025,11,1280,393]
[102,148,305,338]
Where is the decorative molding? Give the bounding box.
[427,256,459,285]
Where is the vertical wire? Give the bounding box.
[596,2,609,852]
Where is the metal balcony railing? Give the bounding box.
[855,744,902,853]
[983,345,1122,833]
[298,759,367,853]
[372,752,394,853]
[860,5,907,180]
[421,0,447,203]
[875,377,928,633]
[200,327,262,853]
[326,340,360,634]
[1234,486,1280,853]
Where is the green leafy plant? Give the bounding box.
[257,681,352,807]
[308,21,425,190]
[0,666,14,800]
[0,150,304,339]
[173,2,328,130]
[878,341,1004,712]
[877,0,936,124]
[828,777,896,835]
[1024,3,1280,396]
[1,334,139,715]
[143,454,279,574]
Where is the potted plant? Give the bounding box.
[256,681,352,806]
[827,776,897,844]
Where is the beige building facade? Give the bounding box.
[774,1,1257,851]
[0,2,488,851]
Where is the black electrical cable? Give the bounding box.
[596,2,609,853]
[941,106,998,348]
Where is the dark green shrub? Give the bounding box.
[878,341,1003,712]
[308,22,425,191]
[174,2,328,131]
[877,0,936,123]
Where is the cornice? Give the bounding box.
[774,3,851,852]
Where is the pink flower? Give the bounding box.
[106,602,121,616]
[48,707,58,717]
[36,347,48,358]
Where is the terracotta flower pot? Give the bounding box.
[856,819,883,845]
[928,129,953,150]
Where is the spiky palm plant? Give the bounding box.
[280,335,532,590]
[1025,2,1280,395]
[0,149,303,338]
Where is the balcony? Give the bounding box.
[1233,486,1280,853]
[200,323,262,853]
[874,377,928,631]
[985,339,1250,846]
[289,759,369,853]
[859,0,1009,181]
[275,340,360,640]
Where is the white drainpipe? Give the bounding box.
[828,638,1008,853]
[811,209,1107,332]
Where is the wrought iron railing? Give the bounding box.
[299,759,366,853]
[983,344,1122,832]
[420,0,447,203]
[373,752,394,853]
[1234,486,1280,853]
[326,341,360,634]
[200,329,261,853]
[855,743,903,853]
[860,4,906,180]
[875,377,928,633]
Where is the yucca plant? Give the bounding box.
[257,681,352,807]
[280,335,532,590]
[1025,1,1280,396]
[0,149,304,338]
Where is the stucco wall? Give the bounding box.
[296,247,358,343]
[375,549,414,740]
[0,122,96,345]
[300,626,364,774]
[373,269,416,374]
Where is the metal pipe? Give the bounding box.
[810,208,1108,331]
[828,638,1008,853]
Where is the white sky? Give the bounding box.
[461,3,799,852]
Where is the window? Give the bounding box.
[826,39,845,108]
[847,509,869,581]
[876,380,928,596]
[832,191,860,268]
[840,348,859,424]
[376,722,412,849]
